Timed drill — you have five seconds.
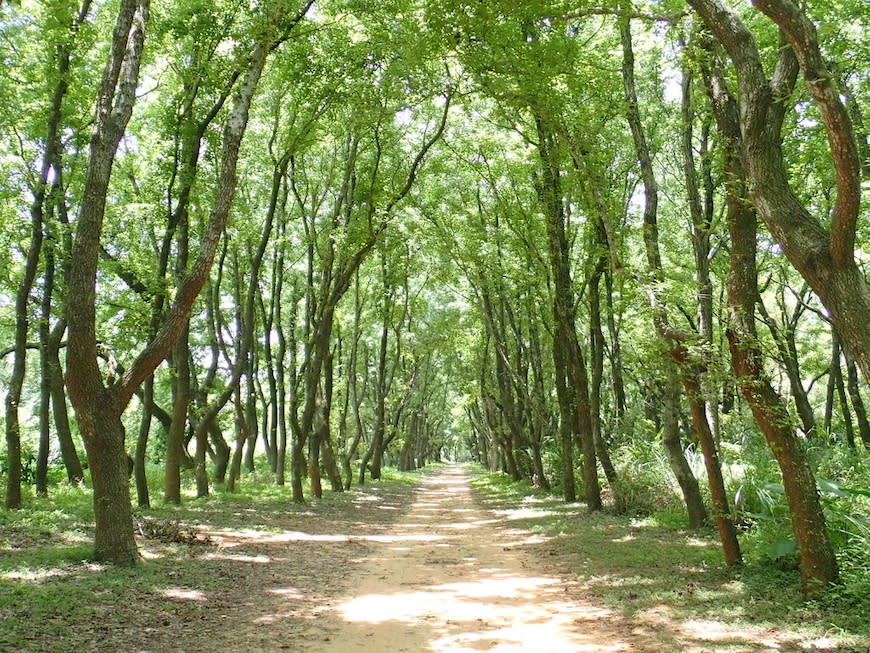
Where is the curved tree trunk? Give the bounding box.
[702,43,838,595]
[65,0,294,563]
[689,0,870,387]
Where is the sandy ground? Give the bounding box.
[313,464,632,652]
[132,464,640,653]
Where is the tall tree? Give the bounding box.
[65,0,307,563]
[688,0,870,386]
[621,15,734,550]
[702,31,838,596]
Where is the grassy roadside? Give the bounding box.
[469,468,870,653]
[0,465,436,653]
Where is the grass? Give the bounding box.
[470,469,870,652]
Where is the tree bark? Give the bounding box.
[702,43,838,595]
[689,0,870,387]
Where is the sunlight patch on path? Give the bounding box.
[322,465,631,652]
[162,587,208,601]
[208,528,446,546]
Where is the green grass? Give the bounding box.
[470,469,870,652]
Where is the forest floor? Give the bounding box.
[2,464,869,652]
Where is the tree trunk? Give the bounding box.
[87,399,139,565]
[621,16,735,557]
[604,269,627,419]
[164,332,190,504]
[209,422,231,485]
[845,354,870,447]
[534,111,599,509]
[830,331,855,447]
[689,0,870,388]
[702,47,838,595]
[134,377,153,507]
[659,364,709,529]
[675,350,742,561]
[227,391,248,493]
[64,0,150,563]
[45,333,83,486]
[589,244,618,490]
[757,293,817,437]
[369,295,390,481]
[64,0,293,562]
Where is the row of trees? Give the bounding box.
[2,0,868,598]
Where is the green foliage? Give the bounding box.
[610,435,689,517]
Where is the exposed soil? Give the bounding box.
[130,465,640,652]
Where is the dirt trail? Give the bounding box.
[309,464,631,652]
[131,465,640,653]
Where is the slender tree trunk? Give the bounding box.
[534,112,599,508]
[757,296,817,437]
[831,332,855,448]
[275,268,289,485]
[227,390,247,493]
[36,239,56,497]
[825,340,836,436]
[5,141,46,510]
[845,354,870,447]
[164,332,190,504]
[134,377,153,507]
[604,269,627,419]
[589,249,618,490]
[47,325,84,484]
[344,280,366,489]
[660,363,709,528]
[369,288,391,481]
[622,16,735,556]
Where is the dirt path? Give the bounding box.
[312,464,632,652]
[128,465,641,653]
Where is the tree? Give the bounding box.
[688,0,870,387]
[701,28,838,596]
[64,0,307,563]
[621,15,737,557]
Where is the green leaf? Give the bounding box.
[767,537,797,560]
[818,478,870,499]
